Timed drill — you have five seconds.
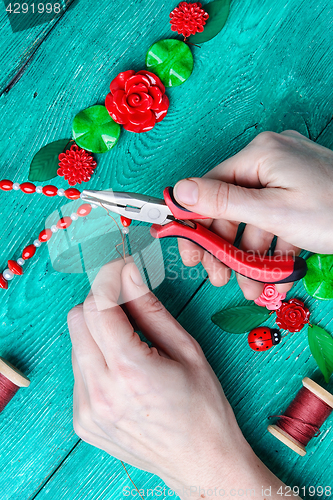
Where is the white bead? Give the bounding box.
[57,188,65,197]
[33,239,42,247]
[90,203,98,209]
[122,227,129,235]
[3,269,14,281]
[13,183,20,190]
[36,186,43,194]
[51,225,58,233]
[70,213,79,221]
[17,258,25,266]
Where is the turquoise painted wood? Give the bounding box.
[0,0,333,498]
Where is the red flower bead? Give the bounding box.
[20,182,36,194]
[0,180,13,191]
[77,204,92,217]
[64,188,81,200]
[0,274,8,289]
[56,217,72,229]
[42,185,58,197]
[170,2,209,39]
[39,229,53,242]
[275,298,310,332]
[8,260,23,275]
[120,216,132,227]
[58,144,97,186]
[105,70,169,133]
[22,245,36,260]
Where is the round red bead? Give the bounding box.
[8,260,23,275]
[20,182,36,194]
[0,274,8,289]
[0,180,13,191]
[77,204,92,217]
[42,185,58,197]
[39,229,53,242]
[56,217,72,229]
[64,188,81,200]
[22,244,36,260]
[120,216,132,227]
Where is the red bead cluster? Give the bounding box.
[58,145,97,186]
[0,179,81,200]
[170,2,209,39]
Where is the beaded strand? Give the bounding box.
[0,179,95,290]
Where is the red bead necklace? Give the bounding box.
[0,179,94,290]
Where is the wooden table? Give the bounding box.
[1,0,333,498]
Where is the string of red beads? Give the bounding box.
[0,178,93,290]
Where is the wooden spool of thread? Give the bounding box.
[268,377,333,456]
[0,357,30,413]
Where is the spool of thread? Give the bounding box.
[268,377,333,456]
[0,357,30,413]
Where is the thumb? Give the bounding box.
[173,177,273,226]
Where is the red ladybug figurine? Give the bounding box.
[248,327,281,351]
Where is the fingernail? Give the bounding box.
[174,179,198,205]
[130,265,144,286]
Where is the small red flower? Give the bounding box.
[58,145,97,186]
[105,70,169,133]
[170,2,209,39]
[254,284,286,311]
[275,298,310,332]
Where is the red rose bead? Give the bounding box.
[20,182,36,194]
[42,185,58,197]
[105,70,169,133]
[22,244,36,260]
[39,229,53,242]
[120,216,132,227]
[8,260,23,275]
[0,180,13,191]
[77,204,92,217]
[0,274,8,289]
[64,188,81,200]
[275,298,310,332]
[56,217,72,229]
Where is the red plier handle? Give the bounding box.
[150,187,307,284]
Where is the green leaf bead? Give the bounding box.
[72,105,121,154]
[211,304,270,334]
[303,254,333,300]
[145,39,194,87]
[308,324,333,382]
[29,139,72,182]
[188,0,230,44]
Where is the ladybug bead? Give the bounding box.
[248,327,281,351]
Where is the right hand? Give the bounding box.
[173,130,333,299]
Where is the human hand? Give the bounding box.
[68,260,292,499]
[173,131,333,300]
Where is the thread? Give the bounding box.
[268,378,333,455]
[0,373,19,412]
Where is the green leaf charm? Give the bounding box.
[303,254,333,300]
[29,139,72,182]
[189,0,230,44]
[308,324,333,383]
[211,304,270,334]
[145,39,194,87]
[72,105,121,154]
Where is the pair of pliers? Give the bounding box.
[81,187,307,284]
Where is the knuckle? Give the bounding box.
[254,131,280,148]
[213,181,230,217]
[143,293,165,315]
[67,305,83,329]
[83,294,98,316]
[183,337,204,364]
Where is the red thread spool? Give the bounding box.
[0,357,30,413]
[268,378,333,456]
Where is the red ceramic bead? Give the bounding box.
[57,217,72,229]
[77,204,92,217]
[20,182,36,194]
[42,185,58,197]
[39,229,53,242]
[120,216,132,227]
[22,244,36,260]
[64,188,81,200]
[8,260,23,275]
[0,180,13,191]
[0,274,8,289]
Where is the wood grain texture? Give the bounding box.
[0,0,333,498]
